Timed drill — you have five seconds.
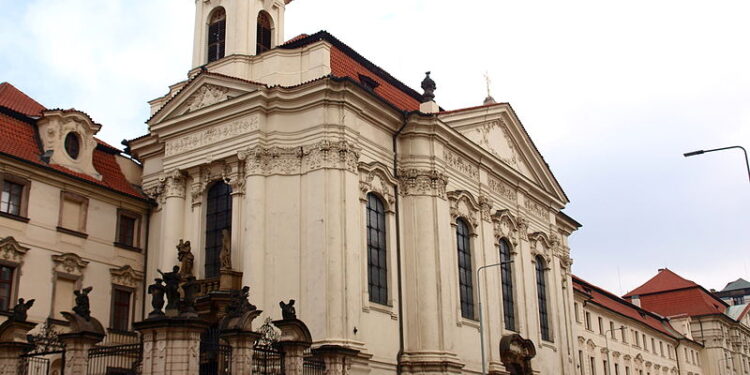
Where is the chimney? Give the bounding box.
[631,295,641,307]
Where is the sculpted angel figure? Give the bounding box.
[220,229,232,270]
[12,298,34,322]
[73,287,93,320]
[177,239,194,278]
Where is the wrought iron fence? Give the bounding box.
[200,326,232,375]
[252,344,283,375]
[86,343,142,375]
[302,357,325,375]
[19,350,65,375]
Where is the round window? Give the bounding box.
[64,132,80,159]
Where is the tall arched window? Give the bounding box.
[535,255,551,341]
[207,8,226,63]
[456,218,474,319]
[366,193,387,305]
[256,11,272,54]
[500,239,515,331]
[205,181,232,278]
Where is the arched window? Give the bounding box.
[205,181,232,278]
[499,239,515,331]
[256,11,272,54]
[456,218,474,319]
[535,255,551,341]
[207,8,226,63]
[366,193,387,305]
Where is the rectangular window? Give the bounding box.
[574,302,580,322]
[585,311,592,330]
[578,350,584,375]
[456,220,474,319]
[110,288,132,331]
[590,357,596,375]
[53,277,76,320]
[115,210,141,250]
[614,363,620,375]
[610,321,616,339]
[499,240,515,331]
[366,194,388,305]
[1,181,23,216]
[58,192,88,235]
[0,265,14,311]
[598,317,603,334]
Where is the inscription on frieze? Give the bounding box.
[165,115,260,156]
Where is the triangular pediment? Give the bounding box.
[149,72,265,125]
[440,103,568,204]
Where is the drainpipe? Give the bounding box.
[675,340,682,375]
[393,111,411,375]
[141,205,152,320]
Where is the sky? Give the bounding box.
[1,0,748,295]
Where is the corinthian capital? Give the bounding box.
[163,170,187,199]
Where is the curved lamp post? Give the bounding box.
[684,145,750,183]
[476,260,513,375]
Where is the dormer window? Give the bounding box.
[256,11,272,54]
[207,8,226,63]
[358,74,380,92]
[64,132,80,159]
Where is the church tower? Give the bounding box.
[191,0,292,68]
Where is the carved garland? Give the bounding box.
[110,265,144,289]
[0,236,30,264]
[358,163,397,212]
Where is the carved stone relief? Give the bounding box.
[528,232,553,265]
[470,119,519,167]
[164,115,260,157]
[239,140,360,176]
[478,195,493,222]
[397,168,447,198]
[0,236,30,264]
[185,84,230,113]
[523,195,548,221]
[488,177,516,202]
[358,164,397,211]
[162,170,187,199]
[492,210,519,247]
[444,149,479,180]
[52,253,89,277]
[110,265,144,289]
[447,191,480,229]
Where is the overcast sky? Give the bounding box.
[1,0,748,295]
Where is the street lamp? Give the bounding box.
[476,260,513,375]
[683,145,750,183]
[603,326,626,375]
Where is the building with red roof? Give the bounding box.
[127,1,580,374]
[0,82,149,370]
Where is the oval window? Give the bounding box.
[64,132,80,159]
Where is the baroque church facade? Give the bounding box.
[127,0,581,374]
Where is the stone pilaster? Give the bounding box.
[59,332,104,375]
[161,171,186,271]
[135,318,209,375]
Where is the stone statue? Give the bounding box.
[177,239,194,278]
[220,229,232,270]
[73,287,93,321]
[227,286,257,317]
[11,298,34,322]
[181,276,199,317]
[147,278,166,317]
[158,266,182,312]
[420,71,436,103]
[280,299,296,320]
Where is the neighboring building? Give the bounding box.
[715,279,750,306]
[573,276,703,375]
[624,269,750,375]
[0,81,149,371]
[127,0,582,374]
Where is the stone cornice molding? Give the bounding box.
[358,163,397,212]
[397,168,448,199]
[110,265,144,289]
[0,237,30,265]
[447,190,481,230]
[52,253,88,277]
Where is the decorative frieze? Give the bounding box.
[110,265,144,289]
[0,236,29,264]
[52,253,88,277]
[444,149,479,180]
[164,115,260,157]
[523,195,547,221]
[240,140,360,176]
[488,177,516,202]
[397,168,448,199]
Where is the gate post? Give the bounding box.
[310,346,359,375]
[59,290,106,375]
[273,301,313,375]
[135,317,209,375]
[0,319,35,375]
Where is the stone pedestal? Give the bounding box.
[219,269,243,291]
[273,319,313,375]
[0,341,33,375]
[311,345,360,375]
[59,331,105,375]
[135,317,210,375]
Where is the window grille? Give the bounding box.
[456,219,473,319]
[366,193,388,305]
[205,182,232,278]
[535,255,550,341]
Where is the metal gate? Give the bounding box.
[87,343,142,375]
[19,350,65,375]
[200,327,232,375]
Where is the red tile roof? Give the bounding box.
[623,269,728,318]
[0,83,45,117]
[573,275,678,337]
[624,268,699,297]
[0,85,145,200]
